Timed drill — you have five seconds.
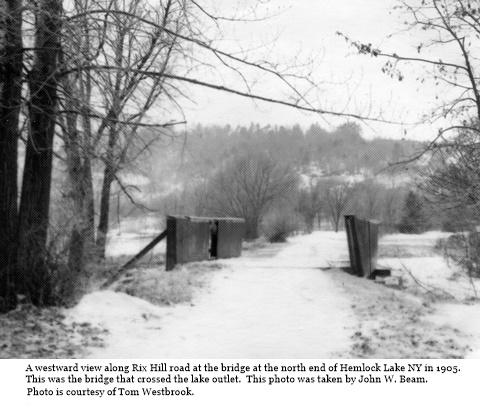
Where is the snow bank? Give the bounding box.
[67,291,166,327]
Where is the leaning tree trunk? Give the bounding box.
[17,0,61,306]
[0,0,23,312]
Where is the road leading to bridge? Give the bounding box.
[70,232,356,358]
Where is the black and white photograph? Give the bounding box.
[1,0,480,369]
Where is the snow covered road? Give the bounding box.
[69,232,356,358]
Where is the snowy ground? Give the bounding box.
[67,230,480,359]
[377,231,480,358]
[69,233,356,358]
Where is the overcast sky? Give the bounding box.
[180,0,455,141]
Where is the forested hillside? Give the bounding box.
[146,122,419,178]
[103,122,424,238]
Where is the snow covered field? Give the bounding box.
[68,230,480,358]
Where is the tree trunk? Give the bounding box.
[305,215,314,233]
[80,96,96,257]
[96,124,118,258]
[95,24,124,259]
[66,160,95,274]
[316,210,322,230]
[60,53,95,274]
[0,0,22,312]
[244,215,260,240]
[82,156,96,255]
[64,115,87,276]
[78,32,96,257]
[334,214,340,233]
[17,0,61,306]
[96,169,115,259]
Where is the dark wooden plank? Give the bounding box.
[101,229,167,288]
[166,215,211,270]
[344,215,380,278]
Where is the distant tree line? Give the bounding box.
[121,123,439,241]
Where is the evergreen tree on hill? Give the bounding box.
[398,191,430,234]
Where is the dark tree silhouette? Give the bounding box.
[0,0,23,311]
[398,191,430,234]
[17,0,62,305]
[206,152,298,240]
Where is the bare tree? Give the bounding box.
[206,152,298,239]
[340,0,480,153]
[325,180,355,232]
[297,176,325,233]
[421,127,480,228]
[92,0,185,257]
[356,178,384,220]
[382,187,405,231]
[57,0,99,272]
[57,0,186,259]
[340,0,480,235]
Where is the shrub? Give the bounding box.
[440,210,476,233]
[436,232,480,279]
[50,262,92,308]
[263,213,299,243]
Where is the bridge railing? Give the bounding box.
[344,215,379,278]
[166,215,245,270]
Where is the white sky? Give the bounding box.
[180,0,457,141]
